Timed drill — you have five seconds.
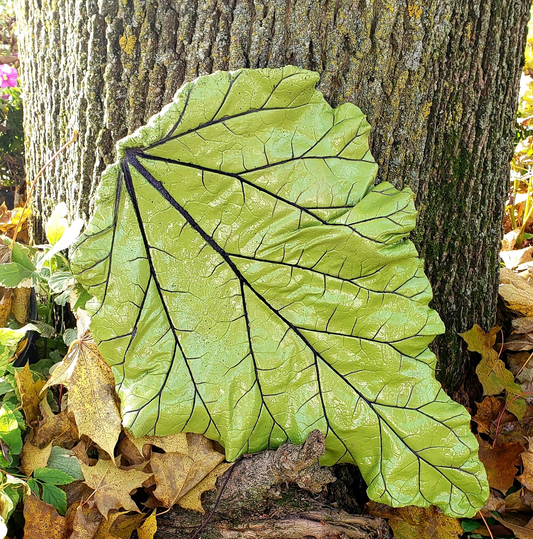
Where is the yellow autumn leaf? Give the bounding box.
[151,433,225,509]
[178,462,232,513]
[46,203,69,246]
[11,286,31,325]
[23,495,68,539]
[42,334,121,457]
[20,437,52,476]
[123,430,188,461]
[137,511,157,539]
[81,458,152,519]
[33,398,79,449]
[459,324,526,418]
[69,502,102,539]
[92,511,143,539]
[368,503,463,539]
[0,289,11,328]
[15,363,46,425]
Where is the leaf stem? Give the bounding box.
[478,511,495,539]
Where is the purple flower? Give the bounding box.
[0,65,18,89]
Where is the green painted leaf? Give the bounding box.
[40,482,67,515]
[33,467,74,486]
[72,67,489,517]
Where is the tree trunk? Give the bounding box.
[15,0,531,393]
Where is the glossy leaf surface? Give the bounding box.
[72,67,488,516]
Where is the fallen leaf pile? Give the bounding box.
[17,333,232,539]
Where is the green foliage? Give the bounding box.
[0,87,23,187]
[0,204,86,528]
[72,67,489,517]
[29,468,74,515]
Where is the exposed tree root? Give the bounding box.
[155,431,391,539]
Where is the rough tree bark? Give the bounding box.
[15,0,531,393]
[12,1,531,536]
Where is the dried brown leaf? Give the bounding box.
[151,434,225,509]
[81,458,152,519]
[513,318,533,334]
[178,462,232,513]
[460,324,526,418]
[479,489,506,517]
[43,334,121,457]
[503,229,522,251]
[505,489,532,512]
[367,503,463,539]
[11,286,31,325]
[137,511,157,539]
[107,512,144,539]
[492,513,533,539]
[15,363,46,425]
[501,247,533,269]
[500,267,533,317]
[473,396,505,435]
[124,430,188,460]
[508,352,533,384]
[92,511,122,539]
[23,495,68,539]
[33,398,79,449]
[518,441,533,491]
[0,288,11,328]
[69,502,102,539]
[505,333,533,352]
[20,436,52,476]
[476,435,523,492]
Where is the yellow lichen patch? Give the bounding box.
[423,101,432,119]
[119,35,137,56]
[408,4,422,18]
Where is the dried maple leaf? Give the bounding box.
[33,398,79,449]
[500,268,533,317]
[476,435,524,493]
[69,501,102,539]
[15,363,46,425]
[42,334,121,457]
[137,511,157,539]
[178,462,232,513]
[151,433,225,509]
[123,430,188,461]
[519,441,533,491]
[513,317,533,334]
[367,503,463,539]
[23,495,68,539]
[81,457,152,519]
[11,286,30,325]
[473,396,505,435]
[0,288,11,328]
[491,513,533,539]
[460,324,525,418]
[506,488,532,512]
[20,435,52,476]
[103,512,144,539]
